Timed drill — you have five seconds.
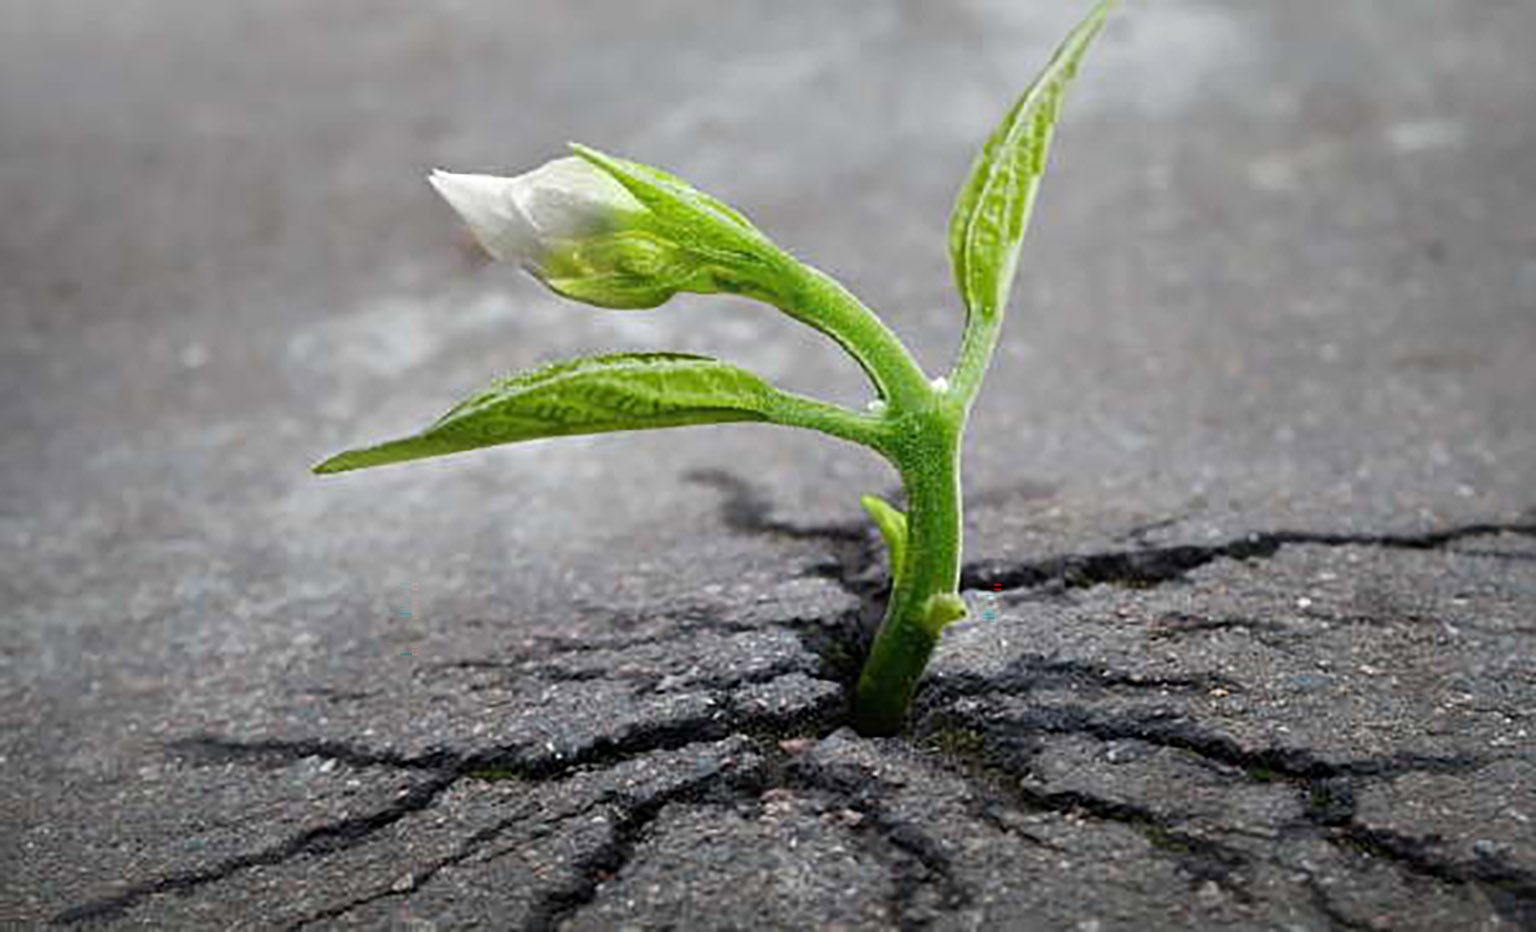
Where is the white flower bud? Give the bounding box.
[428,157,647,271]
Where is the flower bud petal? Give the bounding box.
[429,158,647,270]
[510,157,645,239]
[428,169,540,263]
[430,151,780,313]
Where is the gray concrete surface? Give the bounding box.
[3,0,1534,928]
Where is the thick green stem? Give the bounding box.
[852,403,965,736]
[765,255,932,412]
[749,248,972,735]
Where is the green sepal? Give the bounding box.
[569,143,762,239]
[859,494,909,589]
[568,143,789,294]
[312,352,779,474]
[948,0,1113,328]
[541,231,717,309]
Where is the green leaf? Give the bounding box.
[860,494,908,588]
[919,593,968,636]
[948,0,1112,326]
[312,353,779,474]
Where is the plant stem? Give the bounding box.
[852,401,965,736]
[767,256,931,412]
[757,250,970,735]
[949,311,1001,406]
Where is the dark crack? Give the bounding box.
[914,697,1531,922]
[1328,822,1536,929]
[58,487,1536,926]
[930,653,1243,700]
[1021,784,1253,896]
[1146,612,1294,641]
[522,761,768,932]
[962,520,1536,594]
[922,698,1492,783]
[56,682,844,926]
[785,752,972,929]
[166,735,455,772]
[49,773,458,925]
[291,740,769,929]
[686,467,889,696]
[913,713,1253,898]
[284,797,549,930]
[462,690,842,784]
[1303,874,1377,932]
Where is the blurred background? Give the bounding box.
[3,0,1533,767]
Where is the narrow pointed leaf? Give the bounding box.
[919,593,969,636]
[860,494,908,588]
[313,353,779,474]
[948,0,1112,326]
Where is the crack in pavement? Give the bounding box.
[51,476,1535,926]
[1328,821,1536,930]
[521,759,770,932]
[49,773,459,925]
[961,520,1536,594]
[921,697,1498,782]
[166,735,457,772]
[283,797,549,930]
[914,698,1536,925]
[53,682,845,926]
[1303,873,1378,932]
[783,751,972,929]
[292,754,763,930]
[914,711,1257,900]
[1146,612,1295,642]
[932,653,1245,698]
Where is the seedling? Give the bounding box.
[315,2,1114,735]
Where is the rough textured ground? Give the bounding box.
[3,1,1534,929]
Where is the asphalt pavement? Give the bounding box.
[3,1,1534,928]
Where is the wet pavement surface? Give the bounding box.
[4,1,1534,928]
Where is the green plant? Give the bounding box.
[314,1,1114,735]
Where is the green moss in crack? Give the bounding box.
[313,2,1119,735]
[925,726,989,759]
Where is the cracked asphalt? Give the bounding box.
[4,1,1534,929]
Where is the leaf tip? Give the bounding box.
[311,455,347,475]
